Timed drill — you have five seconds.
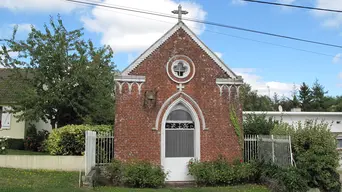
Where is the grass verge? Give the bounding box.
[0,168,269,192]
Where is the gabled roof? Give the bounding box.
[121,21,240,79]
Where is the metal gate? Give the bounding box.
[244,134,294,167]
[85,131,114,175]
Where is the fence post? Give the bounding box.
[85,131,96,175]
[85,131,89,175]
[289,135,294,166]
[256,135,259,161]
[271,135,275,163]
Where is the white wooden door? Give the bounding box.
[164,104,195,181]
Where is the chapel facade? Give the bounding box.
[114,6,244,182]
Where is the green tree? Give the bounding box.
[298,82,312,111]
[257,95,273,111]
[279,95,292,111]
[243,113,276,135]
[272,92,280,111]
[0,16,115,128]
[292,120,341,191]
[289,84,300,109]
[239,83,273,111]
[325,96,342,112]
[311,79,327,111]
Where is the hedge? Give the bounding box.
[45,124,112,155]
[7,139,24,150]
[96,159,167,188]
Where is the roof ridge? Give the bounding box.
[121,21,240,80]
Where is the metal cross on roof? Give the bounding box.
[172,5,188,22]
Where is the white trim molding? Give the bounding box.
[166,55,196,84]
[216,78,243,97]
[155,92,207,131]
[160,97,201,170]
[216,77,244,85]
[114,75,145,82]
[121,21,240,78]
[114,75,145,95]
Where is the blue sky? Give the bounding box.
[0,0,341,97]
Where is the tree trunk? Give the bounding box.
[50,119,56,129]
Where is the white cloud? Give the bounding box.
[81,0,207,52]
[0,52,19,68]
[214,52,223,59]
[232,0,296,7]
[10,23,33,33]
[0,23,33,39]
[312,0,342,28]
[276,0,296,11]
[231,0,246,5]
[233,68,296,97]
[277,0,296,4]
[339,72,342,79]
[0,0,80,13]
[333,53,342,64]
[127,53,136,64]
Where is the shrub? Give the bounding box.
[45,124,112,155]
[292,120,341,191]
[99,160,167,188]
[270,121,295,136]
[188,156,258,186]
[243,113,276,135]
[102,159,124,186]
[123,160,167,188]
[269,119,341,191]
[24,124,49,152]
[259,162,309,192]
[0,136,8,154]
[7,139,24,150]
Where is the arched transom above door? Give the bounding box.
[166,55,195,84]
[166,104,195,130]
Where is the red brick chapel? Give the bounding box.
[114,5,244,181]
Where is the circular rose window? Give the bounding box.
[166,55,195,84]
[171,60,190,78]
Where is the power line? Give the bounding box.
[242,0,342,13]
[67,0,335,58]
[204,29,335,57]
[64,0,342,49]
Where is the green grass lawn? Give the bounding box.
[5,149,49,155]
[0,168,269,192]
[98,186,269,192]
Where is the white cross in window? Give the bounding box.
[173,61,187,77]
[177,83,184,92]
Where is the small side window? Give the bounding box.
[337,121,341,124]
[337,139,342,149]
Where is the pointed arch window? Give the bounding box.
[165,103,194,157]
[165,104,194,129]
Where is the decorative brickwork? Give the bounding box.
[114,25,243,164]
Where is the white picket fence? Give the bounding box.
[85,131,114,175]
[244,135,294,167]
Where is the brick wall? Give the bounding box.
[114,28,242,164]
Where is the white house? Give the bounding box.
[0,69,51,139]
[0,106,51,139]
[243,111,342,148]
